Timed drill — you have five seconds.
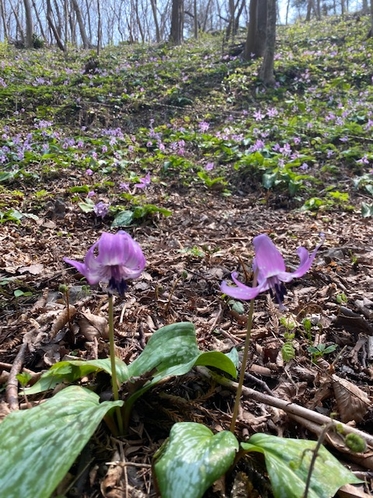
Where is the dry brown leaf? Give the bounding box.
[79,311,109,340]
[337,482,372,497]
[18,263,44,275]
[50,305,77,340]
[332,374,370,423]
[100,462,124,498]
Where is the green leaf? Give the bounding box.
[111,209,134,227]
[361,202,373,218]
[228,299,245,314]
[78,198,95,213]
[241,433,361,498]
[127,322,199,378]
[194,351,237,378]
[154,422,239,498]
[124,324,236,423]
[25,358,130,394]
[0,386,122,498]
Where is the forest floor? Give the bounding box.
[1,163,373,497]
[1,15,373,498]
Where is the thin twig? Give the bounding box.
[303,422,333,498]
[196,367,373,456]
[6,342,28,410]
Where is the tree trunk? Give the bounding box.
[243,0,258,60]
[170,0,184,45]
[46,0,66,51]
[285,0,291,24]
[253,0,267,57]
[31,0,47,43]
[259,0,276,86]
[193,0,198,38]
[150,0,161,42]
[23,0,33,47]
[71,0,90,48]
[0,0,9,40]
[8,0,25,43]
[96,0,101,54]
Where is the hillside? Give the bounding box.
[0,14,373,497]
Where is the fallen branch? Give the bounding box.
[196,366,373,469]
[6,343,28,411]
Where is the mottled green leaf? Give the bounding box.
[154,422,239,498]
[0,386,123,498]
[25,357,129,394]
[241,433,362,498]
[111,209,134,227]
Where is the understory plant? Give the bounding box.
[0,231,361,498]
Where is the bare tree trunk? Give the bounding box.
[134,0,145,43]
[193,0,198,38]
[23,0,33,47]
[243,0,258,60]
[259,0,276,86]
[96,0,101,54]
[170,0,184,44]
[8,0,25,43]
[150,0,161,42]
[0,0,9,39]
[253,0,267,57]
[31,0,47,42]
[85,0,92,44]
[202,0,213,31]
[71,0,90,48]
[53,0,63,38]
[285,0,290,24]
[47,0,66,50]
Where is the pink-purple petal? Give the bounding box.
[253,234,286,277]
[221,272,268,301]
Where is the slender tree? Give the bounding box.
[71,0,90,48]
[23,0,33,47]
[244,0,258,59]
[170,0,184,44]
[259,0,276,85]
[150,0,161,42]
[46,0,66,50]
[0,0,9,40]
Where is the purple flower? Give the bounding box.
[134,173,151,190]
[86,168,93,176]
[198,121,210,133]
[221,234,322,308]
[94,201,110,218]
[204,162,215,171]
[119,182,130,192]
[64,231,146,295]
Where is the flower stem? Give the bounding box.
[229,274,257,434]
[108,294,123,435]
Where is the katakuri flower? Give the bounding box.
[64,231,146,295]
[221,234,322,308]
